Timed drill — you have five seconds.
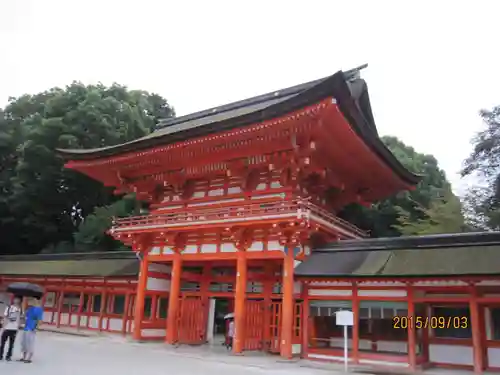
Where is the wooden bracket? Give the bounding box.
[243,169,260,192]
[224,226,254,251]
[181,179,196,200]
[164,232,188,253]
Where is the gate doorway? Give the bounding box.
[209,298,232,346]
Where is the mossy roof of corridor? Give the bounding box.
[2,232,500,278]
[295,231,500,278]
[0,251,139,277]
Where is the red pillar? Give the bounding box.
[98,291,107,332]
[301,283,309,358]
[56,290,64,328]
[166,252,182,344]
[422,305,430,366]
[470,286,484,374]
[262,263,274,349]
[133,255,149,341]
[76,292,84,330]
[233,251,247,354]
[280,248,295,359]
[122,293,131,335]
[407,287,417,371]
[352,282,360,364]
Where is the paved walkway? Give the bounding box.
[2,331,494,375]
[0,332,344,375]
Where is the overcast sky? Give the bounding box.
[1,1,499,195]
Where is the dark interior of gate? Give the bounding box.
[174,259,302,352]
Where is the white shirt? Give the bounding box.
[228,321,235,338]
[3,305,21,331]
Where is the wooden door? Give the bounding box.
[177,296,208,344]
[269,301,282,353]
[244,300,265,350]
[268,300,303,353]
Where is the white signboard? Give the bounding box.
[336,310,354,326]
[335,310,354,372]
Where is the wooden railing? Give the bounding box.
[111,200,367,238]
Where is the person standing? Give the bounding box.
[20,298,43,364]
[0,296,22,361]
[227,318,235,350]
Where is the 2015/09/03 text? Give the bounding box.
[392,316,469,329]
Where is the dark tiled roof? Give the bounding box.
[0,252,139,277]
[56,65,420,186]
[295,232,500,277]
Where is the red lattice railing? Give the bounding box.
[111,200,367,238]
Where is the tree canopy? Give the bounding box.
[462,105,500,230]
[339,136,466,237]
[0,83,174,255]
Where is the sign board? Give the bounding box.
[336,310,354,326]
[336,309,354,372]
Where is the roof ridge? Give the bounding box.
[156,64,368,130]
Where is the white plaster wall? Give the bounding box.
[149,246,162,255]
[183,245,198,254]
[141,329,166,337]
[89,316,100,329]
[43,311,54,323]
[429,344,473,366]
[248,241,264,252]
[208,188,224,197]
[309,289,352,297]
[228,187,242,194]
[292,344,301,354]
[221,243,237,252]
[146,278,171,291]
[79,316,87,327]
[109,318,123,331]
[488,347,500,367]
[60,313,69,325]
[201,244,217,253]
[267,240,281,251]
[358,289,407,298]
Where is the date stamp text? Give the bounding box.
[392,316,469,329]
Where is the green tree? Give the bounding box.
[339,136,465,237]
[72,194,141,252]
[1,83,174,255]
[462,105,500,230]
[394,191,465,235]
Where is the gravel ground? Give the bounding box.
[0,332,339,375]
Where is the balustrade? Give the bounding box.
[110,200,366,238]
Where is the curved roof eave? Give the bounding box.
[57,65,420,186]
